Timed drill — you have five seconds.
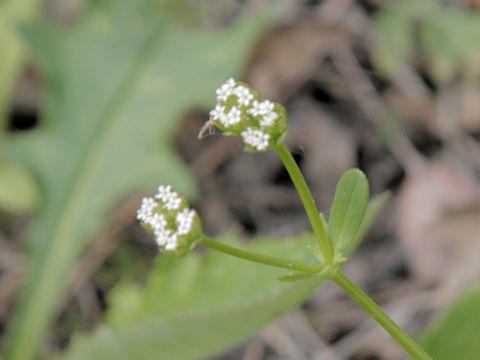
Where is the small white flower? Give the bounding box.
[155,228,174,247]
[260,111,278,127]
[164,195,181,210]
[155,185,182,210]
[209,104,226,122]
[241,127,270,151]
[234,85,253,106]
[176,208,196,235]
[155,185,173,202]
[216,78,236,102]
[247,100,274,117]
[222,106,242,127]
[136,197,158,222]
[147,213,167,232]
[164,232,179,251]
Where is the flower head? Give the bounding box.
[203,78,288,152]
[137,186,201,255]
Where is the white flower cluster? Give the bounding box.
[240,128,270,151]
[136,185,200,253]
[209,78,285,151]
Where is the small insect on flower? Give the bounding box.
[200,78,288,152]
[137,186,202,255]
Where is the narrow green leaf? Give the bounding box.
[57,234,322,360]
[422,283,480,359]
[352,191,390,248]
[327,169,369,256]
[319,212,328,232]
[5,1,280,358]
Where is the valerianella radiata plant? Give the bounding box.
[136,79,433,359]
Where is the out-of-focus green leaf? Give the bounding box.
[0,0,39,133]
[5,0,280,358]
[0,161,38,213]
[57,234,322,360]
[374,0,480,82]
[422,283,480,359]
[374,10,412,74]
[277,272,319,282]
[328,169,369,256]
[421,10,480,82]
[0,0,40,214]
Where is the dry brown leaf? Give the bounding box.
[286,99,357,210]
[245,21,351,102]
[396,160,480,285]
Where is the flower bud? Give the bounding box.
[204,78,288,152]
[136,185,202,256]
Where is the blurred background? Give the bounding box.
[2,0,480,359]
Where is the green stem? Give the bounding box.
[275,143,333,263]
[199,236,322,274]
[333,270,432,360]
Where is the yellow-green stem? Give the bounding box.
[275,143,333,263]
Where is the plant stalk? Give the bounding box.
[199,236,322,274]
[333,270,432,360]
[275,143,333,263]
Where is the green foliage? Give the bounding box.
[311,191,389,266]
[374,0,480,82]
[0,0,40,213]
[422,283,480,359]
[327,169,369,257]
[277,272,320,282]
[353,191,389,246]
[4,0,279,358]
[57,234,321,360]
[0,160,39,213]
[0,0,39,131]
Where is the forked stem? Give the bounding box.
[275,143,431,359]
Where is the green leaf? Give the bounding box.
[319,212,328,232]
[0,0,39,133]
[0,0,40,214]
[0,161,39,213]
[420,10,480,82]
[353,191,390,247]
[57,234,322,360]
[278,272,320,282]
[422,283,480,359]
[5,1,279,358]
[374,9,413,74]
[327,169,369,256]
